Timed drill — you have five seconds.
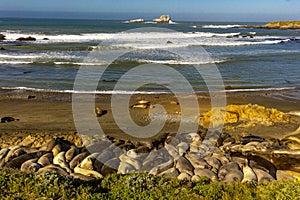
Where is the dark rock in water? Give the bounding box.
[0,34,5,40]
[0,47,5,50]
[23,71,33,74]
[43,38,49,40]
[28,95,36,100]
[226,34,240,39]
[290,37,298,41]
[16,36,36,41]
[166,41,173,44]
[1,117,18,123]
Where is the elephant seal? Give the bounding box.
[21,158,41,173]
[175,156,194,176]
[69,152,89,170]
[218,162,240,180]
[149,159,174,176]
[53,152,71,173]
[5,151,46,169]
[1,117,17,123]
[253,168,275,183]
[38,164,69,176]
[80,153,99,170]
[185,153,211,170]
[276,170,296,180]
[194,168,218,182]
[119,154,141,171]
[65,145,80,162]
[39,139,57,152]
[38,153,53,167]
[52,144,62,157]
[74,166,103,179]
[4,145,24,164]
[242,160,258,183]
[159,167,179,179]
[177,142,189,156]
[177,172,191,181]
[165,143,180,159]
[118,161,136,174]
[70,173,95,181]
[212,153,230,165]
[96,150,115,164]
[0,148,9,159]
[223,170,244,183]
[101,158,120,176]
[204,156,221,173]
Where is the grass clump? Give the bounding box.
[0,169,299,199]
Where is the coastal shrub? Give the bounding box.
[0,169,299,200]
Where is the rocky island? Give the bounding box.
[153,15,171,23]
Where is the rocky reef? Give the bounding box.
[234,21,300,30]
[16,36,36,42]
[264,21,300,30]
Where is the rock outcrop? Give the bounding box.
[234,21,300,30]
[264,21,300,30]
[16,36,36,41]
[0,34,5,40]
[153,15,171,23]
[199,104,290,129]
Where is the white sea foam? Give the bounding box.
[137,59,227,65]
[200,24,247,29]
[0,61,32,65]
[1,86,297,95]
[225,87,296,93]
[1,31,292,48]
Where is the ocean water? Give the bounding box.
[0,18,299,97]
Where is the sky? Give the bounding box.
[0,0,299,21]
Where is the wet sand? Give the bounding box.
[0,89,299,146]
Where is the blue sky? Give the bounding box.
[0,0,299,21]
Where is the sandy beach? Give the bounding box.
[0,88,299,148]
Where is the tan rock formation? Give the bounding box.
[264,21,300,29]
[199,104,291,128]
[153,15,171,23]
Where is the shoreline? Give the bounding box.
[0,88,299,144]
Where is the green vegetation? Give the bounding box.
[0,169,299,200]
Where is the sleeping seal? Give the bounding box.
[74,166,103,179]
[242,160,258,183]
[21,158,41,173]
[53,151,71,173]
